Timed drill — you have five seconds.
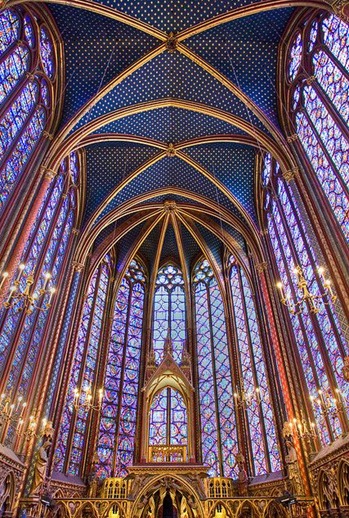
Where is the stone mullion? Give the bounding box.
[268,213,329,439]
[63,265,102,474]
[112,279,134,476]
[301,107,348,198]
[249,258,286,467]
[11,194,70,405]
[206,281,224,477]
[49,261,88,471]
[223,260,251,477]
[238,265,271,475]
[0,179,64,395]
[284,179,347,356]
[191,283,203,465]
[21,231,79,496]
[82,265,115,478]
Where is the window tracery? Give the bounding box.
[286,12,349,242]
[0,7,57,215]
[96,259,146,478]
[194,259,238,478]
[153,263,186,364]
[0,153,78,407]
[229,259,281,475]
[262,152,348,444]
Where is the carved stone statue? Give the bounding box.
[236,453,248,496]
[30,439,52,496]
[282,422,297,463]
[342,356,349,382]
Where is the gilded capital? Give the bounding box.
[287,134,298,143]
[72,261,85,272]
[43,131,54,141]
[41,166,56,180]
[255,262,268,274]
[330,0,349,22]
[282,167,299,183]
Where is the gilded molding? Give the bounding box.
[306,75,316,85]
[255,261,268,274]
[282,167,300,182]
[40,166,56,180]
[330,0,349,22]
[287,134,298,143]
[43,131,54,141]
[72,261,85,272]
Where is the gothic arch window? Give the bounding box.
[229,257,281,475]
[0,7,59,215]
[55,255,112,475]
[262,152,348,445]
[284,12,349,242]
[96,259,146,478]
[153,263,186,364]
[0,153,79,416]
[149,387,188,462]
[193,259,238,478]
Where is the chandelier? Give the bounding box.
[277,265,336,315]
[234,386,262,409]
[286,417,317,441]
[309,387,343,419]
[73,385,103,413]
[0,392,46,443]
[0,264,56,314]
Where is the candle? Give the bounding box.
[0,271,9,290]
[16,418,24,434]
[43,272,51,291]
[276,282,285,300]
[48,287,56,305]
[16,263,26,282]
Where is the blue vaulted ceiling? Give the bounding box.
[47,0,296,266]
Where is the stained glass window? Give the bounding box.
[262,153,349,445]
[287,13,349,242]
[229,259,281,475]
[153,264,186,364]
[149,387,187,461]
[55,257,111,475]
[0,152,79,446]
[194,259,238,478]
[95,259,145,478]
[0,8,56,215]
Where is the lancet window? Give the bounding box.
[229,258,281,475]
[0,7,57,215]
[55,256,112,475]
[286,12,349,242]
[96,260,146,478]
[0,153,78,413]
[262,153,349,445]
[193,259,238,478]
[153,264,186,364]
[149,387,188,462]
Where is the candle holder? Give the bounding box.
[277,265,336,315]
[1,265,56,314]
[234,386,262,409]
[73,384,103,413]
